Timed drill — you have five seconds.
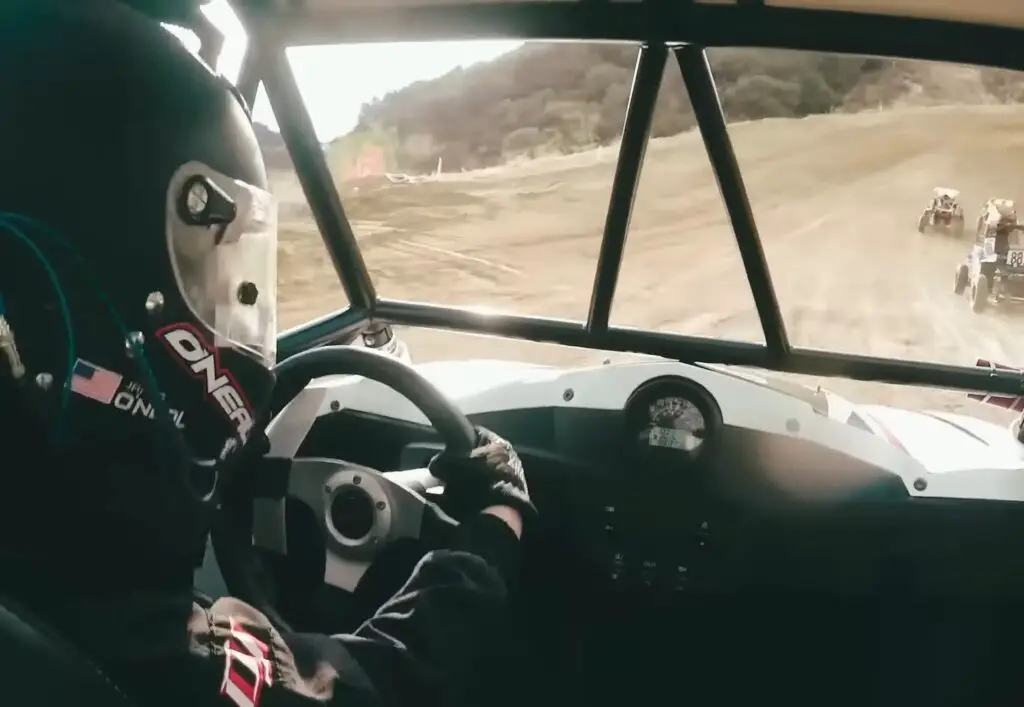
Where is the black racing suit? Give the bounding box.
[8,513,520,707]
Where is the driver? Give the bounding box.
[992,219,1020,257]
[0,3,535,706]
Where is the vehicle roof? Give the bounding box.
[151,0,1024,399]
[215,0,1024,41]
[142,0,1024,26]
[934,187,960,197]
[130,0,1024,49]
[755,0,1023,30]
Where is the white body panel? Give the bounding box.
[303,357,1024,502]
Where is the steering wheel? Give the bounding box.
[240,345,477,600]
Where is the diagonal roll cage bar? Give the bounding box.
[585,43,666,335]
[675,46,790,357]
[174,0,1024,398]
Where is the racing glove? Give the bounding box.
[428,426,537,522]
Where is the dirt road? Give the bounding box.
[276,104,1024,420]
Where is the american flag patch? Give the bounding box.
[70,359,122,405]
[967,358,1024,412]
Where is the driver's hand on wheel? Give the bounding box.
[429,426,536,535]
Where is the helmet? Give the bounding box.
[0,1,277,571]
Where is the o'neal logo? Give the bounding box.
[155,323,254,447]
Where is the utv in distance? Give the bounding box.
[918,187,965,237]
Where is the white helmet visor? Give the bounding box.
[166,161,277,367]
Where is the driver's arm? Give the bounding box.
[305,508,522,705]
[195,428,533,707]
[197,509,522,707]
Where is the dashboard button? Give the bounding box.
[640,559,658,587]
[610,552,625,581]
[603,505,616,534]
[672,565,689,591]
[696,520,711,549]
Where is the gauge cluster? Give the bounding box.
[572,376,726,593]
[646,395,706,452]
[624,375,723,470]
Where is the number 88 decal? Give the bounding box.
[1010,251,1024,268]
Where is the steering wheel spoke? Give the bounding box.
[254,458,456,592]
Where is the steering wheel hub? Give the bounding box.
[324,467,393,551]
[330,487,375,541]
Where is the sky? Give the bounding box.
[173,0,522,142]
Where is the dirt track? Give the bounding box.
[276,104,1024,421]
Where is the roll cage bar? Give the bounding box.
[149,0,1024,398]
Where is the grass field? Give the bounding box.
[274,103,1024,422]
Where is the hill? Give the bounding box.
[325,46,1024,175]
[253,45,1024,178]
[339,46,880,174]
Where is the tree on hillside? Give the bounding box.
[261,44,1012,176]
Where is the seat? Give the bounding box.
[0,595,132,706]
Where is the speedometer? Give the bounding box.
[624,376,722,468]
[645,396,706,452]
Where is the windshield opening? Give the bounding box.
[259,40,1024,422]
[330,41,626,322]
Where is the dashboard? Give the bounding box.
[251,360,1023,595]
[229,359,1024,705]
